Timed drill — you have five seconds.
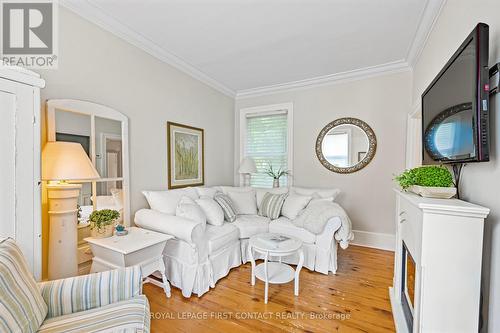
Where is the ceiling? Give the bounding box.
[62,0,445,97]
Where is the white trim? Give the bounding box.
[0,65,45,88]
[236,60,410,99]
[239,103,293,187]
[59,0,235,97]
[405,0,447,68]
[351,230,395,251]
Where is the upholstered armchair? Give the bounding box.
[0,237,150,333]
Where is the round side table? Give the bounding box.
[248,233,304,304]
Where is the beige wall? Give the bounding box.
[236,71,412,236]
[38,7,235,278]
[411,1,500,330]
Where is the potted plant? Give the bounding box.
[395,166,456,199]
[88,209,120,238]
[264,163,290,188]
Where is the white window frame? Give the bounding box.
[239,102,293,187]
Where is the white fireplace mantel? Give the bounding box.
[390,190,489,333]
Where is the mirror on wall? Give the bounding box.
[316,117,377,173]
[47,100,130,225]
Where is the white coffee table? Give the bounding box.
[85,227,173,298]
[248,233,304,303]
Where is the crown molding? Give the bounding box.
[60,0,445,101]
[235,60,411,99]
[405,0,447,68]
[59,0,236,97]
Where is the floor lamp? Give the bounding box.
[42,142,100,280]
[239,157,256,187]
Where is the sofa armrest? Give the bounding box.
[315,217,342,249]
[134,209,205,245]
[38,265,142,318]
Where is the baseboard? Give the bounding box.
[351,230,395,251]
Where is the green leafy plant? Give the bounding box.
[264,163,290,180]
[395,166,454,189]
[88,209,120,231]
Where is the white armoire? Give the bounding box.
[0,65,45,280]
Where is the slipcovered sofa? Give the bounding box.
[135,186,346,298]
[0,237,150,333]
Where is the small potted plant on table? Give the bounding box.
[88,209,120,238]
[265,163,290,188]
[395,166,456,199]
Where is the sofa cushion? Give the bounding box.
[282,193,312,219]
[0,238,48,333]
[227,189,257,215]
[196,197,224,226]
[38,295,150,333]
[213,193,237,222]
[176,196,207,229]
[291,186,340,201]
[142,188,199,215]
[255,187,289,209]
[269,217,316,244]
[259,192,287,219]
[205,224,240,254]
[232,215,270,238]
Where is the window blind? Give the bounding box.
[245,113,288,188]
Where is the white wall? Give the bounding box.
[39,7,235,214]
[236,71,412,239]
[411,1,500,330]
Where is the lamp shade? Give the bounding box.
[238,157,257,174]
[42,141,100,181]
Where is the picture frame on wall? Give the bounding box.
[167,121,204,189]
[358,151,367,162]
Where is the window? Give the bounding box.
[240,103,293,188]
[323,132,349,167]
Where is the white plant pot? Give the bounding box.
[409,185,457,199]
[90,221,116,238]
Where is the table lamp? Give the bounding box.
[239,157,256,187]
[42,141,100,279]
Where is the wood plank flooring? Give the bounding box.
[143,245,395,333]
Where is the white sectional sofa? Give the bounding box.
[135,186,345,298]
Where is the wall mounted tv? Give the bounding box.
[422,23,490,165]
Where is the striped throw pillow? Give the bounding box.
[259,192,287,219]
[214,192,237,222]
[0,238,48,333]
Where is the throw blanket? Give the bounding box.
[293,201,354,249]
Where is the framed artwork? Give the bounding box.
[167,122,204,189]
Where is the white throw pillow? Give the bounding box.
[175,196,206,228]
[142,188,198,215]
[291,186,341,201]
[195,187,218,198]
[282,193,313,220]
[227,190,257,215]
[195,196,224,226]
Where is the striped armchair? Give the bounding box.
[0,238,150,333]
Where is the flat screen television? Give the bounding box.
[422,23,490,165]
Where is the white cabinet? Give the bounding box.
[390,190,490,333]
[0,66,45,280]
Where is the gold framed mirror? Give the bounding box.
[315,117,377,174]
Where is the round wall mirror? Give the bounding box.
[315,117,377,173]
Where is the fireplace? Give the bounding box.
[401,241,415,331]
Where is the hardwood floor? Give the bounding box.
[144,245,395,333]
